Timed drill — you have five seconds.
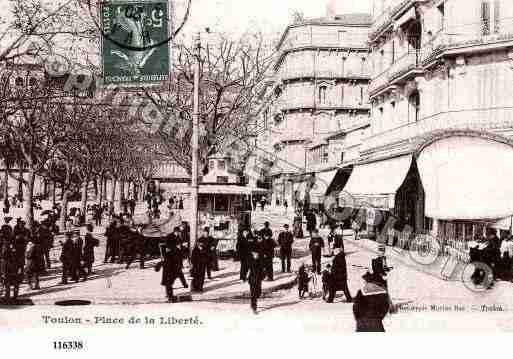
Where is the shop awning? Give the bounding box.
[198,185,252,195]
[417,136,513,220]
[342,155,413,210]
[309,169,338,204]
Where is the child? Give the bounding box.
[321,264,333,301]
[297,263,309,299]
[307,266,319,298]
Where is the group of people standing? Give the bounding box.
[0,215,58,300]
[157,226,218,302]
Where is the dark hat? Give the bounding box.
[264,221,270,227]
[284,224,289,228]
[203,227,210,232]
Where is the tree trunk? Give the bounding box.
[120,180,125,201]
[42,179,48,199]
[3,168,8,201]
[25,168,35,230]
[60,190,69,231]
[81,179,88,219]
[110,178,117,203]
[99,175,104,206]
[60,182,64,201]
[60,163,72,231]
[51,181,56,206]
[93,178,98,200]
[17,166,23,201]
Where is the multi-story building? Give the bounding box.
[344,0,513,239]
[256,10,372,209]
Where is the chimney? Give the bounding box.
[326,0,337,19]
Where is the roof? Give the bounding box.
[306,13,373,26]
[276,13,372,50]
[198,184,258,195]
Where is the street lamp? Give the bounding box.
[189,31,201,257]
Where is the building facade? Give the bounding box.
[256,11,373,209]
[345,0,513,239]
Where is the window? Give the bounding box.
[340,152,344,164]
[209,160,215,170]
[340,84,344,104]
[360,86,364,105]
[481,1,491,35]
[408,90,420,123]
[318,85,327,105]
[361,57,367,75]
[338,31,345,43]
[321,146,329,164]
[216,176,228,184]
[218,160,226,170]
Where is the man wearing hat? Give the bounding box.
[260,221,275,281]
[59,232,74,285]
[309,228,324,274]
[278,224,294,273]
[352,267,391,332]
[191,228,210,292]
[248,235,265,314]
[327,247,352,303]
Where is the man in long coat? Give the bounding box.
[104,220,117,263]
[327,248,352,303]
[237,228,252,281]
[157,241,184,302]
[352,271,390,332]
[248,236,265,314]
[191,229,210,292]
[206,232,219,279]
[278,224,294,273]
[306,210,317,238]
[1,241,22,300]
[59,233,74,285]
[260,222,275,280]
[309,229,324,274]
[83,224,99,277]
[25,239,43,289]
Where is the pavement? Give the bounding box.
[1,205,334,305]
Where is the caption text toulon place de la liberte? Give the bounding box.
[41,315,203,326]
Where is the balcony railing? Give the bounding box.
[362,107,513,152]
[368,68,390,95]
[339,115,371,132]
[388,51,420,81]
[279,67,371,81]
[369,51,420,95]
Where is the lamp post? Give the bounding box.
[190,31,201,257]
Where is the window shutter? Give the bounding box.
[494,0,500,33]
[481,1,490,35]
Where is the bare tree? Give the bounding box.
[142,32,275,174]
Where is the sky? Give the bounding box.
[178,0,373,38]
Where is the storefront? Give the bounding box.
[416,134,513,241]
[341,154,425,235]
